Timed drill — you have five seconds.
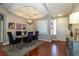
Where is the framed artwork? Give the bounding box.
[8,22,15,30]
[22,24,26,30]
[16,23,21,30]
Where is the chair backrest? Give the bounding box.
[27,32,33,41]
[23,31,27,35]
[16,31,22,36]
[7,32,14,44]
[34,31,39,40]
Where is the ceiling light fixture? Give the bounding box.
[58,14,63,17]
[27,19,33,25]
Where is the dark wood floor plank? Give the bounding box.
[0,50,8,56]
[25,40,67,56]
[0,40,67,56]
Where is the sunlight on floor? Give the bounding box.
[51,44,58,56]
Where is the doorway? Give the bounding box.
[50,19,56,39]
[0,14,4,43]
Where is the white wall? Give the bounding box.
[56,16,69,41]
[0,6,35,45]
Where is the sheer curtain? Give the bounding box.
[37,20,48,34]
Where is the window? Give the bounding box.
[37,20,48,34]
[53,19,56,35]
[51,19,56,35]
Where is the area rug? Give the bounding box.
[2,40,44,56]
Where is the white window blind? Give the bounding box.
[37,20,48,34]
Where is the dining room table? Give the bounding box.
[15,35,27,48]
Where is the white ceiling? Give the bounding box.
[46,3,73,17]
[2,3,73,19]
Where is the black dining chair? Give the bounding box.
[23,31,27,35]
[33,31,39,40]
[16,31,22,36]
[16,31,22,42]
[23,32,33,43]
[7,32,21,50]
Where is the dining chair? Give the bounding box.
[16,31,22,36]
[7,32,21,50]
[16,31,22,42]
[23,31,27,35]
[23,32,33,42]
[33,31,39,40]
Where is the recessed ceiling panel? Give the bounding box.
[2,3,73,19]
[2,3,48,19]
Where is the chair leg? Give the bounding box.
[9,45,11,50]
[9,45,13,50]
[9,44,16,51]
[17,43,22,49]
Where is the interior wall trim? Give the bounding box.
[38,39,52,42]
[3,42,9,45]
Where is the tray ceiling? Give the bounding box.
[2,3,73,19]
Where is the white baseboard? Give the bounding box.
[3,42,9,45]
[38,39,52,42]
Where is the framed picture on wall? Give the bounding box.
[16,23,21,30]
[22,24,26,30]
[8,22,15,30]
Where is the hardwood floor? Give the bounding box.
[0,40,67,56]
[25,40,67,56]
[0,50,8,56]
